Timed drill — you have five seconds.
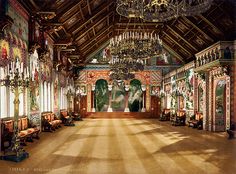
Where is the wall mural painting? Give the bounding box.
[155,48,182,65]
[215,80,226,130]
[170,76,176,109]
[6,2,28,43]
[111,81,125,111]
[95,79,109,112]
[0,40,10,66]
[179,95,184,110]
[185,69,194,109]
[29,51,40,112]
[150,85,160,96]
[77,84,87,96]
[90,45,111,64]
[198,85,204,113]
[54,77,59,110]
[40,63,52,82]
[128,79,142,112]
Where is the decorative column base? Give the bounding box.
[91,108,96,112]
[124,108,130,112]
[1,151,29,162]
[107,107,113,112]
[203,121,206,131]
[141,108,146,112]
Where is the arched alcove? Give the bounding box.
[95,79,109,112]
[128,79,142,112]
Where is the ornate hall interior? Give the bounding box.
[0,0,235,174]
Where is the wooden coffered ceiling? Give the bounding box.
[18,0,235,65]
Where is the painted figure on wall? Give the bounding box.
[151,86,160,96]
[179,95,184,110]
[30,85,40,111]
[54,79,58,109]
[198,85,204,113]
[95,79,109,112]
[0,41,9,59]
[185,69,194,109]
[128,79,142,112]
[111,81,125,111]
[215,80,226,131]
[29,50,40,112]
[30,68,40,111]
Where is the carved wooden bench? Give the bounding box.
[159,109,171,121]
[1,116,40,151]
[227,124,235,139]
[71,112,83,121]
[60,110,75,126]
[188,112,203,129]
[41,112,62,132]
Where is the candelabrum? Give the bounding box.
[0,58,29,162]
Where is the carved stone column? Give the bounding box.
[91,84,96,112]
[124,85,130,112]
[141,85,146,112]
[107,84,113,112]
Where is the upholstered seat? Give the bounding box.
[19,130,28,137]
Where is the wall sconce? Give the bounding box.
[92,84,96,91]
[125,85,129,91]
[141,84,146,91]
[108,84,113,91]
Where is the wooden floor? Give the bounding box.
[0,118,236,174]
[87,112,154,119]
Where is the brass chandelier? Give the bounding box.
[117,0,213,22]
[108,31,163,80]
[109,31,163,60]
[109,56,144,80]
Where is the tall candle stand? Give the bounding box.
[0,58,29,162]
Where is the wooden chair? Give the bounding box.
[172,110,186,126]
[41,112,62,132]
[227,123,235,139]
[159,109,171,121]
[60,110,75,126]
[188,112,203,129]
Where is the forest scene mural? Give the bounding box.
[111,81,125,111]
[128,79,142,112]
[215,80,226,131]
[95,79,109,112]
